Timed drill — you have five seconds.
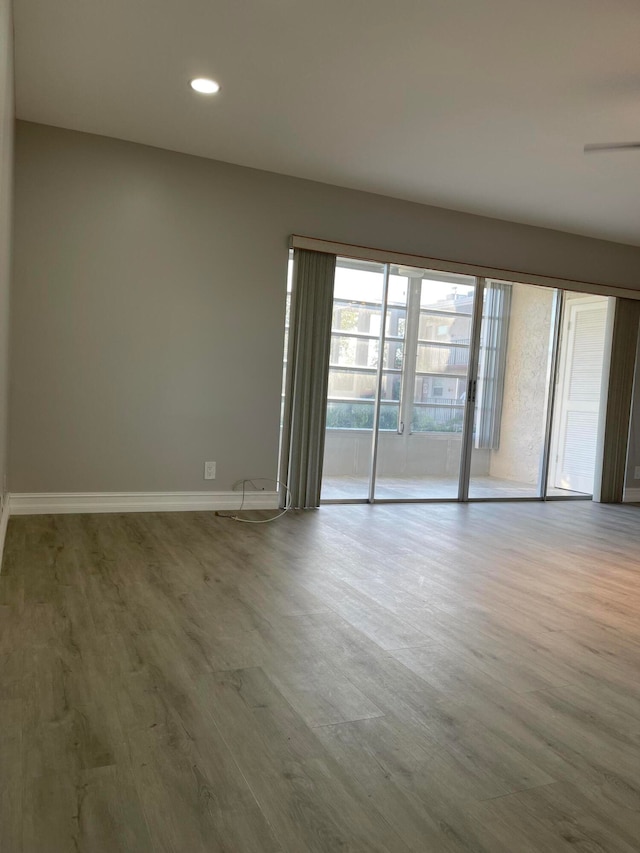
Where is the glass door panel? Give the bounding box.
[467,281,555,498]
[321,258,386,500]
[374,268,476,499]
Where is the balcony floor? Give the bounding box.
[321,474,589,501]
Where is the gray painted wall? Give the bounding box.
[0,0,13,503]
[11,121,640,493]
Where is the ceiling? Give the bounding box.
[12,0,640,246]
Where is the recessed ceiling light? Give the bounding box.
[190,78,221,95]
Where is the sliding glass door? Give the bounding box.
[373,267,475,499]
[321,259,477,501]
[316,256,612,504]
[320,259,386,501]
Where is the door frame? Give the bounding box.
[548,295,609,496]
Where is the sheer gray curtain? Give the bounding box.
[280,249,336,509]
[475,281,512,450]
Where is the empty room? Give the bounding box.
[2,1,640,851]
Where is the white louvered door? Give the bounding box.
[552,297,608,494]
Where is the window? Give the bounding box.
[283,255,510,442]
[326,259,399,430]
[325,261,477,433]
[409,273,473,434]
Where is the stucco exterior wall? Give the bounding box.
[488,284,554,485]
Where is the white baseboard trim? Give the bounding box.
[0,494,10,571]
[9,491,280,516]
[623,487,640,503]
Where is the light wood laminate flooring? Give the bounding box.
[2,501,640,851]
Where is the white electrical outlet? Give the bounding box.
[635,466,640,480]
[204,461,216,480]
